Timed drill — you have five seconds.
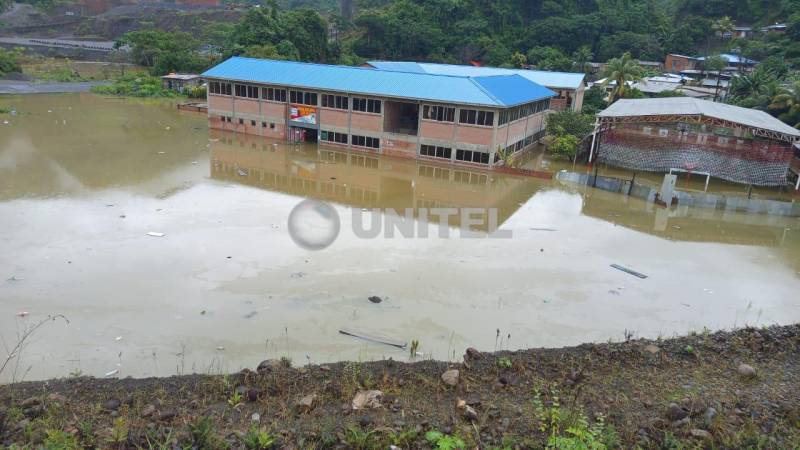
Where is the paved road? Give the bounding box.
[0,37,118,52]
[0,80,108,94]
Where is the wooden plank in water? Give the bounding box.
[610,264,648,279]
[339,327,407,349]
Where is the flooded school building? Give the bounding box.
[202,57,556,167]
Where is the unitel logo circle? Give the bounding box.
[287,199,340,250]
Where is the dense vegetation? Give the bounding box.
[106,0,800,128]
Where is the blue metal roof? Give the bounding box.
[367,61,586,89]
[202,57,555,108]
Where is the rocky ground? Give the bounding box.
[1,325,799,449]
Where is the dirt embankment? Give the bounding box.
[0,3,242,39]
[1,325,799,449]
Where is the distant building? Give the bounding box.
[363,61,586,112]
[665,54,700,73]
[666,53,757,74]
[592,97,800,187]
[162,74,202,92]
[202,57,556,168]
[732,26,753,39]
[761,23,788,34]
[637,60,664,71]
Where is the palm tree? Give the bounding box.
[571,46,593,74]
[769,81,800,128]
[728,66,774,101]
[711,16,735,39]
[601,52,643,104]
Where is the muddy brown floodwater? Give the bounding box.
[1,93,799,383]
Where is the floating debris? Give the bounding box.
[104,369,119,378]
[244,311,257,319]
[368,296,382,304]
[339,328,406,349]
[529,227,557,232]
[7,275,24,282]
[16,311,29,317]
[610,264,647,279]
[146,232,166,237]
[290,272,306,278]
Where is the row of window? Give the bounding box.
[209,81,232,96]
[422,105,456,122]
[319,130,380,149]
[352,97,382,114]
[263,87,287,102]
[320,130,348,144]
[235,84,259,99]
[498,99,550,125]
[290,90,318,106]
[456,149,490,164]
[419,144,452,160]
[218,115,277,130]
[459,109,494,126]
[211,82,385,114]
[351,134,380,148]
[322,94,349,110]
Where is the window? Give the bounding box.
[209,81,231,95]
[456,149,490,164]
[459,109,493,126]
[238,118,244,125]
[659,128,669,137]
[643,126,652,135]
[499,109,510,125]
[352,97,381,114]
[234,84,247,97]
[351,134,380,149]
[289,90,318,106]
[250,120,256,126]
[262,87,287,102]
[320,130,348,144]
[261,121,267,128]
[322,94,349,110]
[225,116,232,123]
[270,123,275,129]
[422,105,455,122]
[246,86,258,98]
[420,144,452,159]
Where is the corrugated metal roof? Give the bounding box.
[366,61,585,89]
[597,98,800,138]
[202,57,554,108]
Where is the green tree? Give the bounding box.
[0,47,22,75]
[711,16,735,39]
[768,80,800,128]
[581,85,607,115]
[701,55,726,101]
[510,51,527,68]
[571,46,593,74]
[549,134,581,160]
[601,52,643,104]
[546,109,595,140]
[116,30,211,75]
[526,46,572,71]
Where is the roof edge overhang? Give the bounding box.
[202,75,555,109]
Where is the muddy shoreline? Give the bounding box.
[1,324,798,449]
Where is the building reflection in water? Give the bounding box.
[208,130,542,232]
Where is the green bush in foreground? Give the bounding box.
[91,75,177,98]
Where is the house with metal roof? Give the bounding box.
[202,57,556,167]
[364,61,586,112]
[591,97,800,188]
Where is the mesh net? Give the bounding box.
[597,123,794,186]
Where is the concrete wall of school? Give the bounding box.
[208,84,549,168]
